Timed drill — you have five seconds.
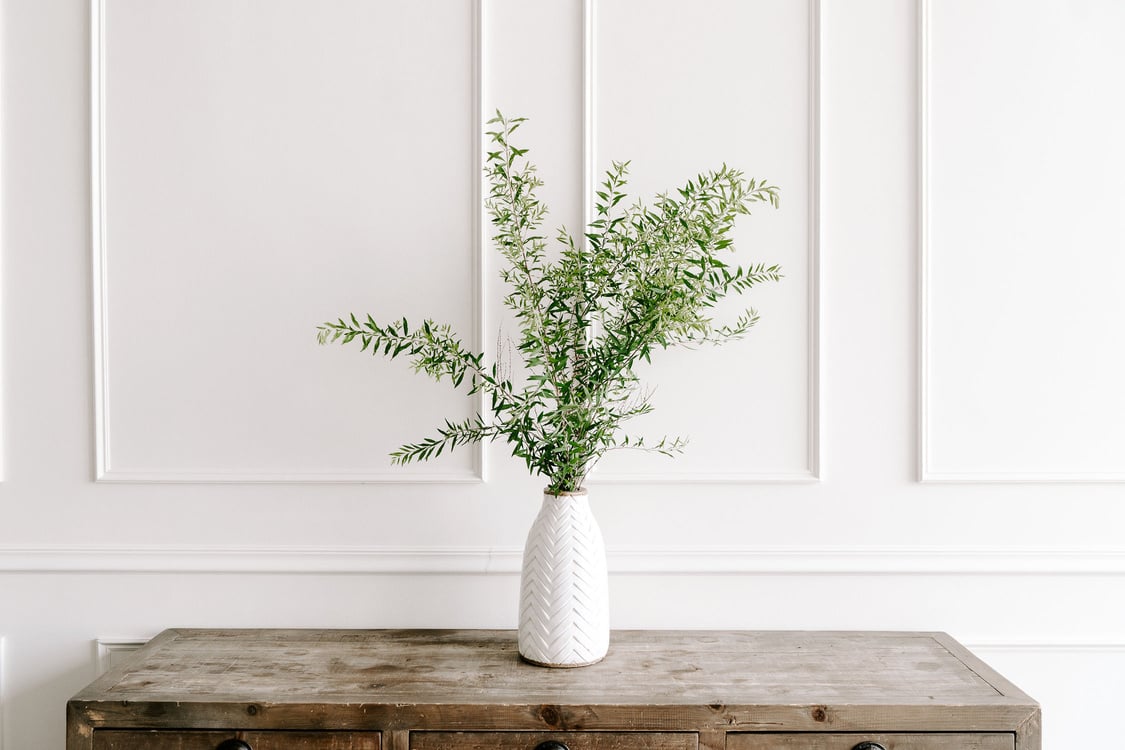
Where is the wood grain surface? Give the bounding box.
[67,629,1040,750]
[728,733,1013,750]
[411,732,697,750]
[77,629,1014,704]
[91,730,380,750]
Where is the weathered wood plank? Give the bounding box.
[75,630,1017,705]
[66,629,1039,748]
[92,731,380,749]
[728,734,1013,750]
[411,732,696,750]
[70,700,1039,734]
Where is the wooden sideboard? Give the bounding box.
[67,629,1040,750]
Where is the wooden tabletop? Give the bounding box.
[70,629,1039,735]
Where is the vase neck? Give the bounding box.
[542,490,589,507]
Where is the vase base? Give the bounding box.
[519,651,606,669]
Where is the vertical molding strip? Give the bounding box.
[806,0,822,481]
[588,0,822,484]
[0,0,6,483]
[91,0,110,481]
[917,0,931,483]
[916,0,1125,483]
[583,0,596,235]
[471,0,487,483]
[0,635,5,750]
[92,0,485,483]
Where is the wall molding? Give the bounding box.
[585,0,821,484]
[589,471,819,485]
[91,0,486,484]
[916,0,1125,484]
[95,638,149,676]
[88,634,1125,657]
[3,544,1124,575]
[966,639,1125,653]
[916,0,931,483]
[0,636,5,750]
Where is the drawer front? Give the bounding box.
[93,730,381,750]
[412,732,697,750]
[728,734,1013,750]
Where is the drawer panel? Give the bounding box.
[412,732,697,750]
[728,734,1013,750]
[93,730,381,750]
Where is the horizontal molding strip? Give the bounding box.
[87,634,1125,653]
[920,471,1125,484]
[96,470,483,484]
[2,546,1124,575]
[589,471,819,485]
[966,639,1125,653]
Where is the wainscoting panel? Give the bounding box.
[93,0,483,482]
[589,0,819,482]
[920,0,1125,481]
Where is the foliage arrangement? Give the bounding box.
[318,113,781,495]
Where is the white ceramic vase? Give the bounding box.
[518,488,610,668]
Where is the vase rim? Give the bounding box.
[543,487,588,497]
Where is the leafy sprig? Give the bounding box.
[318,112,781,495]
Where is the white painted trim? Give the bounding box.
[91,0,486,484]
[966,639,1125,653]
[920,471,1125,484]
[583,0,596,235]
[917,0,929,484]
[806,0,822,482]
[586,0,822,484]
[472,0,488,484]
[95,638,149,676]
[92,0,110,482]
[0,0,6,485]
[916,0,1125,484]
[94,469,484,484]
[0,635,5,750]
[590,471,819,485]
[3,545,1124,575]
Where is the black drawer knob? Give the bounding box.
[216,741,252,750]
[534,742,570,750]
[852,743,887,750]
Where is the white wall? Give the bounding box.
[2,0,1124,747]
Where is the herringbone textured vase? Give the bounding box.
[518,490,610,667]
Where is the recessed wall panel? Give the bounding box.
[592,0,817,481]
[923,0,1125,480]
[96,0,480,480]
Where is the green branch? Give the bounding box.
[317,113,782,494]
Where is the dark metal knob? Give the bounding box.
[533,742,570,750]
[216,741,252,750]
[852,743,887,750]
